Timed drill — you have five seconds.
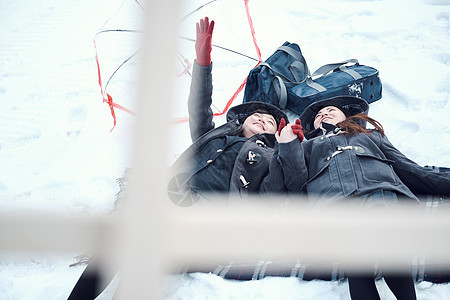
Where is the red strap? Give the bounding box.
[213,60,261,117]
[211,0,262,118]
[244,0,262,62]
[213,80,247,117]
[94,39,136,131]
[172,60,261,124]
[97,0,262,128]
[173,1,263,123]
[177,57,192,77]
[106,94,117,130]
[171,77,246,123]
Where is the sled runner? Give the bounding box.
[179,258,450,283]
[67,166,449,299]
[176,166,450,282]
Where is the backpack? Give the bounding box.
[243,41,382,116]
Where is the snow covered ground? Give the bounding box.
[1,0,450,299]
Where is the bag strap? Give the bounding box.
[272,75,288,109]
[257,60,301,109]
[259,61,285,79]
[311,59,360,79]
[259,61,308,85]
[277,46,307,63]
[254,44,310,108]
[289,61,309,82]
[277,45,311,80]
[306,59,363,92]
[305,78,327,93]
[339,65,363,80]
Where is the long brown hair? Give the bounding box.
[336,113,385,136]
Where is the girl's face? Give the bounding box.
[313,106,347,129]
[242,112,277,138]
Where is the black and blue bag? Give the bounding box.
[243,41,382,116]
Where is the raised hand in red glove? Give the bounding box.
[195,17,215,66]
[291,118,304,142]
[276,118,304,143]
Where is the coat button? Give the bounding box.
[256,140,266,147]
[354,146,365,153]
[247,150,261,164]
[206,159,213,164]
[216,149,223,152]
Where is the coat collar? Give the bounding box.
[305,122,341,139]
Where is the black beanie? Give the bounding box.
[299,96,369,132]
[227,102,289,127]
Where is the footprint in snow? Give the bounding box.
[66,105,87,138]
[435,11,450,28]
[423,0,450,6]
[382,83,420,110]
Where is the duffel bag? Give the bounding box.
[243,41,382,116]
[243,41,310,110]
[287,59,382,115]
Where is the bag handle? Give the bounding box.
[289,61,309,82]
[306,59,364,92]
[277,45,308,66]
[272,75,288,109]
[305,77,327,93]
[278,45,311,81]
[259,61,308,85]
[254,44,310,109]
[257,61,298,109]
[258,45,310,84]
[257,45,309,108]
[311,59,360,79]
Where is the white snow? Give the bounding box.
[0,0,449,299]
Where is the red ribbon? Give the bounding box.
[172,70,253,124]
[97,0,262,128]
[244,0,262,62]
[94,39,136,131]
[173,0,262,123]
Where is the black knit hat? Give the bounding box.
[300,96,369,131]
[227,101,288,126]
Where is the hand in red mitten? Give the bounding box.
[276,118,297,143]
[277,118,286,135]
[291,119,304,142]
[195,17,215,66]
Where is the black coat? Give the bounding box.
[261,122,450,207]
[168,63,282,205]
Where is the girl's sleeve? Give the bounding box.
[379,133,450,196]
[260,139,308,194]
[188,62,215,142]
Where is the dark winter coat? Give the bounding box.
[168,63,284,205]
[261,122,450,208]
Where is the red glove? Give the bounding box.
[291,119,304,142]
[277,118,286,135]
[195,17,215,66]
